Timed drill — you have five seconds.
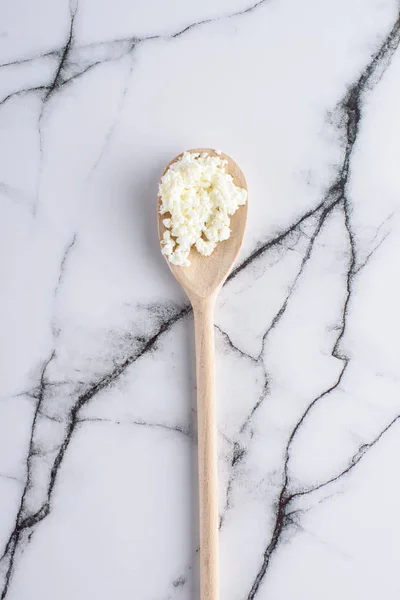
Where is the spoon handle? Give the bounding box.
[193,297,219,600]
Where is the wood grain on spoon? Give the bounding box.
[158,148,248,600]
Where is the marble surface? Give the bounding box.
[1,0,400,598]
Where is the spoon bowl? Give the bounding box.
[158,148,248,300]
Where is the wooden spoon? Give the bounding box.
[158,149,248,600]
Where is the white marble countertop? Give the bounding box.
[1,1,400,598]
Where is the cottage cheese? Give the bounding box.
[159,151,247,267]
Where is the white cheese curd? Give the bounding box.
[159,151,247,267]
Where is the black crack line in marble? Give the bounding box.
[215,198,346,528]
[229,13,400,282]
[0,56,108,110]
[0,307,191,599]
[0,0,270,117]
[284,502,354,562]
[291,414,400,503]
[51,234,77,338]
[0,51,130,109]
[77,416,193,440]
[0,49,59,69]
[86,0,269,173]
[219,441,247,528]
[36,410,63,423]
[238,200,340,430]
[225,199,339,440]
[14,1,78,118]
[215,325,258,363]
[245,13,400,599]
[259,201,339,351]
[253,413,400,577]
[0,0,270,71]
[0,474,22,484]
[0,86,48,109]
[216,198,341,444]
[354,231,389,275]
[0,350,55,599]
[170,0,270,39]
[54,234,77,295]
[44,2,77,102]
[354,212,395,275]
[29,1,78,216]
[88,50,138,175]
[17,379,76,404]
[228,198,327,283]
[61,52,130,89]
[239,378,269,435]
